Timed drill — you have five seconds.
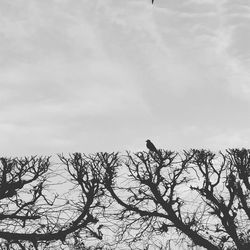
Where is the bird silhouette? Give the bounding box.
[146,139,158,153]
[152,0,154,4]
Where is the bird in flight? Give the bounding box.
[146,139,158,153]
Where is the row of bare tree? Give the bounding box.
[0,149,249,249]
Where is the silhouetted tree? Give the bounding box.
[0,154,111,250]
[2,149,250,250]
[101,149,250,250]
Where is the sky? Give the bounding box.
[1,0,250,156]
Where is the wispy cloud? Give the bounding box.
[0,0,249,155]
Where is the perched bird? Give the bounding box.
[146,139,158,153]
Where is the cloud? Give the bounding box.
[0,0,250,154]
[206,128,250,149]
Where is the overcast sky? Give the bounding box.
[1,0,250,156]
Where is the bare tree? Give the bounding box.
[101,149,250,250]
[0,154,110,250]
[2,149,249,250]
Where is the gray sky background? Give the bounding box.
[1,0,250,156]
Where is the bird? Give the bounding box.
[152,0,154,4]
[146,139,158,153]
